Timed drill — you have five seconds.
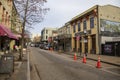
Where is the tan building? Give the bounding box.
[57,22,72,51]
[33,34,41,43]
[70,5,120,56]
[0,0,21,52]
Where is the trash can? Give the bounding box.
[0,54,14,74]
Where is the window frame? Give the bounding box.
[73,24,76,33]
[90,17,94,28]
[83,20,87,30]
[78,22,81,31]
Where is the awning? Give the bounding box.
[0,24,18,40]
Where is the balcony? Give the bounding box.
[58,34,72,39]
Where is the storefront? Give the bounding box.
[0,24,18,53]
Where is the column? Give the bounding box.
[77,39,80,52]
[82,36,85,54]
[72,37,75,51]
[96,34,99,54]
[88,35,92,54]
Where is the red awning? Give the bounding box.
[0,24,18,40]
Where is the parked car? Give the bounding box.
[44,45,49,50]
[39,44,44,49]
[30,43,35,47]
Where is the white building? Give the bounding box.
[41,27,58,42]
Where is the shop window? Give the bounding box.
[90,17,94,28]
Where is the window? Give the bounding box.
[73,25,76,33]
[83,20,87,30]
[46,30,48,34]
[2,7,5,22]
[78,23,80,31]
[90,17,94,28]
[46,36,48,39]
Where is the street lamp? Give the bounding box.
[84,30,88,56]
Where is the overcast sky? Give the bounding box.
[30,0,120,36]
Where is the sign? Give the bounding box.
[76,36,80,40]
[104,45,112,53]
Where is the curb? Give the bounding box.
[86,57,120,67]
[58,52,120,67]
[27,49,31,80]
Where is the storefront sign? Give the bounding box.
[104,44,112,53]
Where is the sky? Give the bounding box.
[30,0,120,36]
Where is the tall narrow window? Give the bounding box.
[5,12,8,24]
[78,22,80,31]
[90,17,94,28]
[46,30,48,34]
[46,36,48,39]
[73,25,76,33]
[8,15,10,25]
[2,7,5,23]
[83,20,87,30]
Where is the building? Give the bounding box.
[69,5,120,56]
[33,34,41,43]
[41,27,58,43]
[57,22,72,52]
[0,0,21,53]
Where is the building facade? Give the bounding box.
[41,27,58,43]
[70,5,120,56]
[57,22,72,52]
[0,0,21,53]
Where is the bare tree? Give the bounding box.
[14,0,49,60]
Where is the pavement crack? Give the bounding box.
[34,64,42,80]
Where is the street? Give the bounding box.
[30,47,120,80]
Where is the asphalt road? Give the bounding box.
[30,47,120,80]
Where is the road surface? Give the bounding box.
[30,47,120,80]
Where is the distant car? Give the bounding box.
[35,44,39,47]
[44,45,49,50]
[30,44,35,47]
[39,44,44,49]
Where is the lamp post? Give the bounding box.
[84,30,88,56]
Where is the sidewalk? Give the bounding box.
[10,52,28,80]
[0,49,29,80]
[60,51,120,67]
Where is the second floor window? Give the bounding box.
[90,17,94,28]
[73,25,76,33]
[46,36,48,39]
[46,30,48,34]
[83,20,87,30]
[78,23,80,31]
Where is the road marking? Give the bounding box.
[34,64,42,80]
[101,68,120,76]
